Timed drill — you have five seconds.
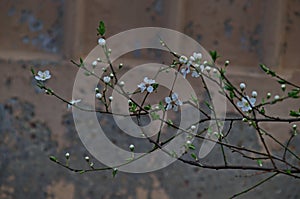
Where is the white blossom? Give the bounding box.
[138,77,156,93]
[181,66,190,78]
[179,55,188,64]
[237,96,256,112]
[165,93,183,112]
[35,70,51,81]
[119,81,125,87]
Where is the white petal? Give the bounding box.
[44,70,50,75]
[249,98,256,105]
[37,71,43,76]
[166,104,172,110]
[176,100,183,106]
[173,105,178,112]
[147,86,154,93]
[171,93,178,100]
[237,101,244,107]
[35,76,42,81]
[165,97,171,103]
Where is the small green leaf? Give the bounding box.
[167,119,173,126]
[191,153,198,160]
[288,89,300,98]
[150,112,160,120]
[30,67,35,75]
[187,144,196,150]
[49,156,58,162]
[152,83,159,90]
[257,159,263,167]
[290,110,300,117]
[144,104,151,111]
[158,101,165,110]
[209,50,220,62]
[277,79,286,84]
[112,168,118,177]
[286,169,291,174]
[97,21,106,36]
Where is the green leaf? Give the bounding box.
[144,104,151,111]
[158,101,165,110]
[191,153,198,160]
[204,101,213,110]
[167,119,173,126]
[277,79,286,84]
[97,21,106,36]
[290,110,300,117]
[30,67,35,75]
[112,168,118,177]
[286,169,292,174]
[152,83,159,90]
[190,94,198,104]
[209,50,220,62]
[150,112,160,120]
[187,144,196,150]
[259,64,275,76]
[49,156,58,162]
[79,170,85,174]
[257,159,263,167]
[288,89,300,98]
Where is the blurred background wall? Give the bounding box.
[0,0,300,199]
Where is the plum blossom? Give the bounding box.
[179,55,188,64]
[237,96,256,112]
[138,77,156,93]
[165,93,183,111]
[181,66,190,78]
[35,70,51,81]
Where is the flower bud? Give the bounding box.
[239,83,246,90]
[98,38,106,46]
[129,144,135,151]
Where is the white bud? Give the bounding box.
[119,81,125,87]
[213,68,218,73]
[92,60,97,67]
[186,140,192,145]
[110,73,114,77]
[281,84,286,91]
[203,61,208,65]
[95,87,99,92]
[65,152,70,159]
[242,118,248,122]
[239,83,246,90]
[267,92,271,98]
[129,144,135,151]
[293,124,297,130]
[85,156,90,161]
[252,91,257,98]
[98,38,106,46]
[97,57,101,62]
[205,66,211,72]
[109,96,113,101]
[225,60,230,66]
[108,48,112,53]
[274,95,280,100]
[103,76,111,83]
[190,125,196,130]
[96,93,102,99]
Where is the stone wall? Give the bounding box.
[0,0,300,199]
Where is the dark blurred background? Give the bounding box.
[0,0,300,198]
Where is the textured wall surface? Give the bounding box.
[0,0,300,198]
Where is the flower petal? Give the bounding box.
[171,93,178,100]
[165,97,171,103]
[147,86,154,93]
